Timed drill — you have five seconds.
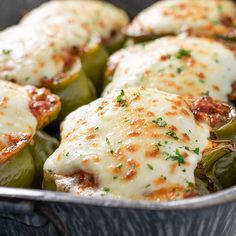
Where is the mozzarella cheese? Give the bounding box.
[44,87,210,201]
[126,0,236,37]
[0,81,37,161]
[0,0,129,86]
[21,0,129,41]
[104,37,236,101]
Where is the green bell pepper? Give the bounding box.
[0,131,58,188]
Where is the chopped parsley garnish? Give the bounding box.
[192,147,200,155]
[47,169,53,174]
[164,149,185,166]
[116,89,128,107]
[65,152,69,157]
[2,49,11,55]
[147,163,154,170]
[176,67,184,74]
[110,150,114,155]
[175,49,191,59]
[113,176,118,180]
[95,127,99,131]
[106,137,111,145]
[103,187,110,192]
[152,117,167,127]
[25,77,30,81]
[201,91,210,96]
[117,163,123,169]
[182,169,186,172]
[145,184,151,188]
[161,175,167,180]
[166,131,179,140]
[98,106,104,110]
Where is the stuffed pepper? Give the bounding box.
[0,80,60,188]
[104,36,236,103]
[0,0,129,121]
[126,0,236,43]
[43,87,236,201]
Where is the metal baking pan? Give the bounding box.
[1,1,236,236]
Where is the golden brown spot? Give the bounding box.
[169,125,177,131]
[57,154,62,161]
[144,185,186,201]
[130,119,145,127]
[122,169,137,181]
[212,85,220,91]
[182,133,190,142]
[169,163,177,174]
[92,155,100,162]
[127,131,141,137]
[126,158,140,168]
[135,107,145,112]
[180,108,190,116]
[160,54,170,61]
[147,111,155,117]
[82,157,90,164]
[125,143,139,153]
[196,72,205,79]
[171,105,177,110]
[164,111,178,116]
[154,177,166,186]
[85,133,96,140]
[129,94,140,103]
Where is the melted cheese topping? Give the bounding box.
[0,0,128,86]
[44,87,210,201]
[0,81,37,160]
[104,37,236,101]
[21,0,129,40]
[126,0,236,37]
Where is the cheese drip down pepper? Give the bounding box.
[0,80,60,188]
[43,87,236,201]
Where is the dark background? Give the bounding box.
[0,0,156,30]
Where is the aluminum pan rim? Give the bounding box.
[0,186,236,211]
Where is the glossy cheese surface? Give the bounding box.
[104,37,236,101]
[44,88,210,201]
[0,81,37,161]
[21,0,129,41]
[0,0,129,86]
[126,0,236,37]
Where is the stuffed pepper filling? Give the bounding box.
[104,37,236,102]
[44,87,234,201]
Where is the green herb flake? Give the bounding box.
[95,127,99,131]
[161,175,167,180]
[2,49,11,55]
[24,77,30,81]
[110,150,114,155]
[117,163,123,169]
[192,147,200,155]
[166,131,179,140]
[152,117,167,127]
[113,176,118,180]
[182,169,186,172]
[47,169,53,174]
[175,49,191,59]
[201,91,210,96]
[164,149,185,166]
[176,67,184,74]
[106,137,111,145]
[65,152,69,157]
[103,187,110,192]
[116,89,128,107]
[147,163,154,170]
[145,184,151,188]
